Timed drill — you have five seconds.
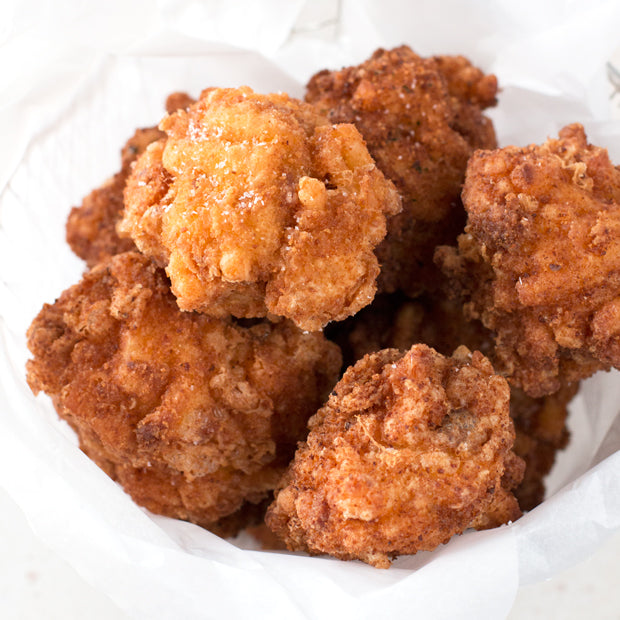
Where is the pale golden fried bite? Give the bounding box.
[436,124,620,397]
[118,87,401,331]
[26,252,341,531]
[66,93,195,267]
[266,344,523,567]
[305,45,498,296]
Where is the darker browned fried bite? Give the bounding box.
[436,123,620,397]
[26,251,341,532]
[266,344,523,568]
[305,45,498,296]
[327,291,577,511]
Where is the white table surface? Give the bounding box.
[2,484,619,620]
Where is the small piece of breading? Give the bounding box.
[26,252,341,531]
[305,45,497,296]
[266,344,522,568]
[436,124,620,397]
[118,87,401,331]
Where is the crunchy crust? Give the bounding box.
[326,292,576,511]
[436,124,620,396]
[266,345,522,567]
[26,252,341,529]
[118,87,401,331]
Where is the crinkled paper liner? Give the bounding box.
[1,1,620,618]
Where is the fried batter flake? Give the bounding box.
[305,45,497,295]
[266,344,522,567]
[26,252,341,529]
[118,87,401,331]
[436,124,620,396]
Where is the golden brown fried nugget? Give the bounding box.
[266,345,522,568]
[327,292,577,510]
[118,87,401,331]
[305,45,497,296]
[66,93,196,267]
[26,252,341,529]
[436,124,620,397]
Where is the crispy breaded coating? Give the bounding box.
[436,124,620,397]
[26,252,341,529]
[266,345,522,568]
[305,45,497,296]
[432,55,498,150]
[327,292,577,510]
[118,87,401,331]
[66,93,196,267]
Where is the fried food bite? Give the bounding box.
[436,124,620,397]
[266,344,523,567]
[66,93,195,267]
[26,251,341,531]
[327,292,577,510]
[118,86,401,331]
[305,45,498,296]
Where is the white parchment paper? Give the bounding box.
[2,1,620,618]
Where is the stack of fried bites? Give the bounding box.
[26,45,620,567]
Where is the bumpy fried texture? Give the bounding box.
[26,252,341,530]
[327,293,577,510]
[118,87,401,331]
[66,93,195,267]
[305,45,497,296]
[266,345,523,567]
[432,55,498,150]
[436,124,620,397]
